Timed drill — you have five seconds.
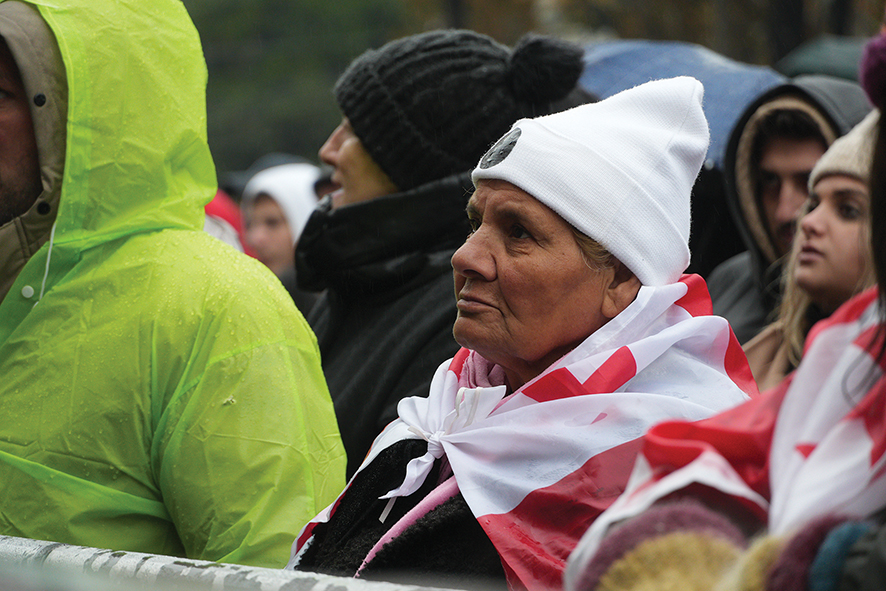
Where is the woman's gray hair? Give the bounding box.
[571,226,616,272]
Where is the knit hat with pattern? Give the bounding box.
[333,30,584,192]
[472,76,710,286]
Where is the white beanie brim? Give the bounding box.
[472,76,710,286]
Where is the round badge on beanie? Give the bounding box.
[473,76,711,286]
[479,129,522,169]
[333,30,585,192]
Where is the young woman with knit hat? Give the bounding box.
[743,111,878,391]
[563,34,886,591]
[287,77,756,590]
[294,30,595,480]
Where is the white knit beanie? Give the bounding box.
[241,163,321,245]
[472,76,710,286]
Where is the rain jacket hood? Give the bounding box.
[0,0,65,303]
[0,0,214,315]
[723,75,871,278]
[0,0,345,566]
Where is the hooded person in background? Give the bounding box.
[241,162,322,316]
[564,41,886,591]
[744,111,878,391]
[0,0,345,568]
[295,29,595,478]
[707,76,871,344]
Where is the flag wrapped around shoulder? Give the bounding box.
[565,286,886,591]
[290,275,756,589]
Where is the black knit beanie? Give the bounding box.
[333,29,585,192]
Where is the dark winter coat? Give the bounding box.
[296,173,472,477]
[292,439,506,590]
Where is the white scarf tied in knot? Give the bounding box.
[381,384,506,500]
[291,277,758,587]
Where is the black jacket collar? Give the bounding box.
[296,172,473,295]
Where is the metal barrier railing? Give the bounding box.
[0,535,458,591]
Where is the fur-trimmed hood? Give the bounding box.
[723,75,872,280]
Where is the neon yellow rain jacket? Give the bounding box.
[0,0,345,568]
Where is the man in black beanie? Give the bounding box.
[295,29,590,479]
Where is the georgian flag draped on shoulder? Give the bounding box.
[290,275,756,589]
[565,287,886,591]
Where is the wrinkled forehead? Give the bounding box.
[467,178,568,230]
[467,178,535,208]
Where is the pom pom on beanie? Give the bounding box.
[334,29,584,192]
[507,34,584,103]
[767,515,849,591]
[472,76,710,286]
[571,500,747,591]
[860,33,886,110]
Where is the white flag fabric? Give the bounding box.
[565,287,886,591]
[290,275,756,589]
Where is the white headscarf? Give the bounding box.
[241,163,321,244]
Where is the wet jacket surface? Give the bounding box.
[708,76,871,344]
[296,173,472,478]
[0,0,345,567]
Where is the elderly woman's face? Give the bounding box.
[452,179,615,389]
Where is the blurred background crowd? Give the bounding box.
[183,0,882,185]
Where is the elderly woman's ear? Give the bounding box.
[601,261,641,320]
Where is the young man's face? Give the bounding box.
[0,39,41,227]
[757,136,826,258]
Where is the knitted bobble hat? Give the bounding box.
[860,32,886,110]
[333,29,584,192]
[472,76,710,286]
[809,109,879,191]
